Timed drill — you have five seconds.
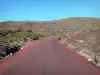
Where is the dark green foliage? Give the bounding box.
[31,33,45,40]
[27,30,32,32]
[0,30,12,36]
[50,31,56,36]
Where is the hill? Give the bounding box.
[0,17,100,31]
[60,29,100,68]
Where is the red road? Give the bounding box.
[0,38,100,75]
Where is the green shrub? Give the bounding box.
[0,30,45,46]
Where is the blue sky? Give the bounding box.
[0,0,100,21]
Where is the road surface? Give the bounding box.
[0,38,100,75]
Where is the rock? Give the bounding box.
[67,44,79,49]
[76,40,84,43]
[87,58,94,62]
[0,44,21,59]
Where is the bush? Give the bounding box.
[27,30,32,32]
[31,33,44,40]
[0,30,45,46]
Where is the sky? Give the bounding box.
[0,0,100,22]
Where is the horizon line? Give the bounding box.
[0,16,100,22]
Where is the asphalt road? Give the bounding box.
[0,38,100,75]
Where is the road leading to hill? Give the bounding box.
[0,38,100,75]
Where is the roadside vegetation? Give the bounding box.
[0,29,45,60]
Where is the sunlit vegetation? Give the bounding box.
[0,29,45,45]
[0,29,46,60]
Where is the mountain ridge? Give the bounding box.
[0,17,100,30]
